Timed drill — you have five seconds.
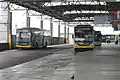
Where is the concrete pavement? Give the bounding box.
[0,44,120,80]
[0,49,74,80]
[0,44,73,69]
[75,44,120,80]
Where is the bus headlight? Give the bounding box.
[16,43,18,45]
[29,42,32,45]
[74,43,79,46]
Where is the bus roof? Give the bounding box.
[16,27,50,32]
[75,25,93,27]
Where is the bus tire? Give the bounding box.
[89,48,94,50]
[74,48,77,52]
[44,42,47,48]
[35,42,39,49]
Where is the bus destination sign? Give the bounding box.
[75,27,92,32]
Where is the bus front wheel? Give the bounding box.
[45,42,47,48]
[35,42,39,49]
[43,42,47,48]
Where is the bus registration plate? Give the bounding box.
[82,46,86,48]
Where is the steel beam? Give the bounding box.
[46,4,108,11]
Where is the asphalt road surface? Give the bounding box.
[0,44,73,69]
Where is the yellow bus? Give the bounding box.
[74,25,95,52]
[16,27,50,49]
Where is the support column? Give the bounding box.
[8,12,12,49]
[50,18,53,45]
[27,17,30,28]
[26,9,30,28]
[7,2,12,49]
[64,23,66,43]
[67,26,70,44]
[110,10,118,44]
[117,11,120,44]
[58,22,60,44]
[40,16,43,29]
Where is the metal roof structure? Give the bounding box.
[3,0,120,23]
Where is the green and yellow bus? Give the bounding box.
[74,25,95,51]
[16,27,50,49]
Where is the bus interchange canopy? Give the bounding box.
[3,0,120,22]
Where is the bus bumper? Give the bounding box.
[16,45,32,49]
[74,45,94,49]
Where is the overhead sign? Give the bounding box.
[110,21,120,24]
[94,15,108,24]
[75,27,93,33]
[109,19,120,24]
